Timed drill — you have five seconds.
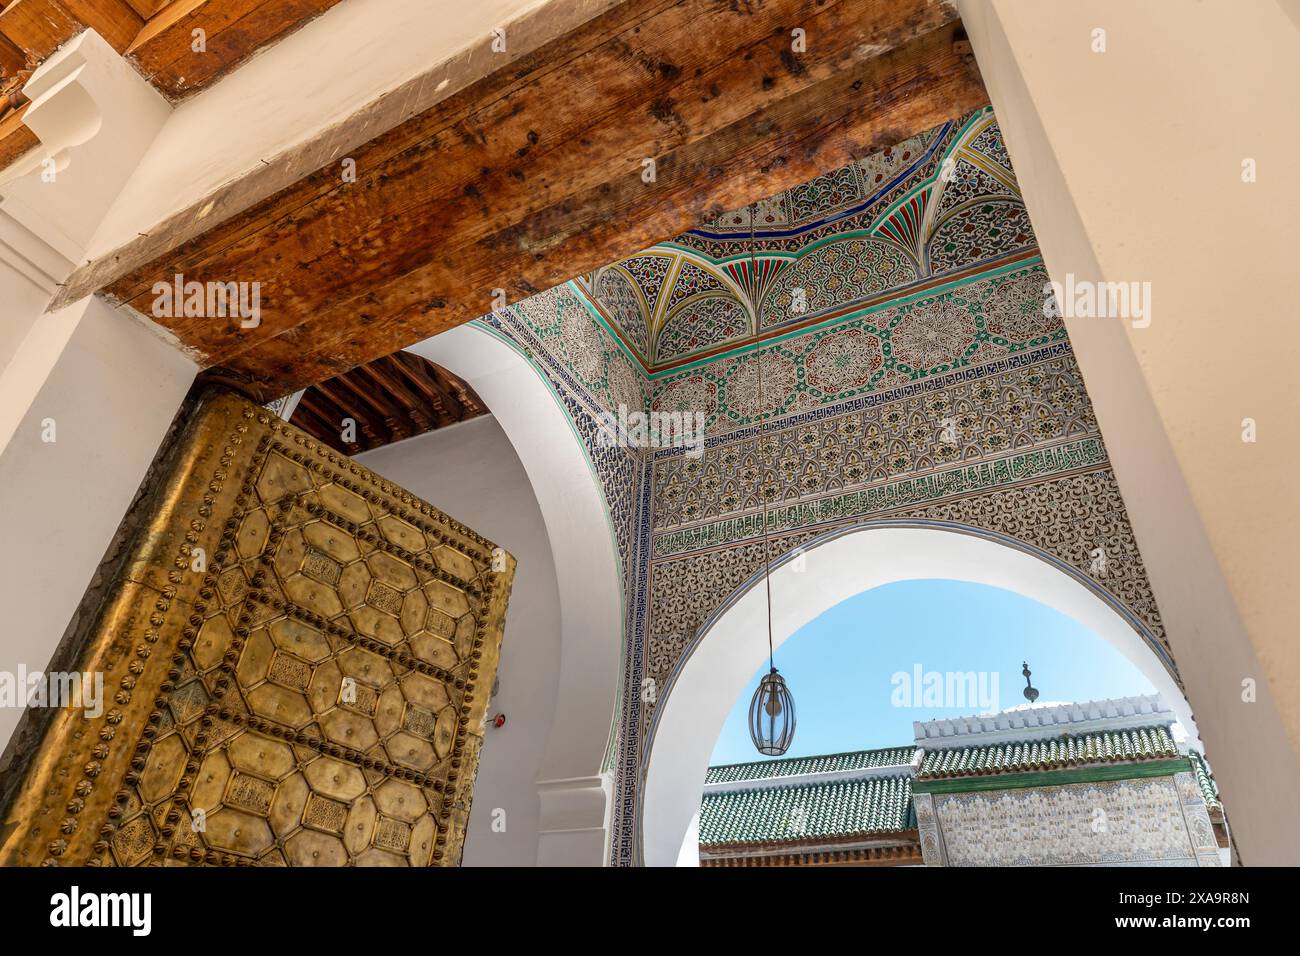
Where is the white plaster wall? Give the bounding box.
[89,0,558,257]
[357,414,561,866]
[409,326,622,865]
[0,262,52,375]
[958,0,1300,865]
[0,297,196,754]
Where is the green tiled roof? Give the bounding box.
[699,773,914,846]
[917,725,1179,779]
[1188,751,1221,811]
[704,747,914,784]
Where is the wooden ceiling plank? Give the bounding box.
[121,0,163,19]
[142,0,344,96]
[0,98,38,169]
[0,0,84,61]
[290,392,352,452]
[311,379,383,446]
[59,0,142,51]
[324,368,411,444]
[0,30,27,76]
[292,387,358,450]
[327,364,403,425]
[293,384,345,432]
[423,359,486,418]
[128,0,262,76]
[290,352,488,454]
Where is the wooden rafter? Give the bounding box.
[54,0,987,399]
[286,351,487,455]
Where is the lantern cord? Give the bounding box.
[749,206,776,675]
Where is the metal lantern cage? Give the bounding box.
[742,201,797,758]
[748,668,796,756]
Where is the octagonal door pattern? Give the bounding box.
[0,392,514,866]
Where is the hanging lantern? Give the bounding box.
[749,668,796,756]
[741,201,797,757]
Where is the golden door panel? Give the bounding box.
[0,392,514,866]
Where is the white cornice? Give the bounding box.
[0,29,169,294]
[912,694,1175,749]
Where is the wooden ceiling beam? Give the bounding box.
[425,360,486,419]
[311,379,383,446]
[0,0,346,166]
[0,98,37,169]
[58,0,987,398]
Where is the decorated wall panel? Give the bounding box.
[450,108,1180,866]
[920,772,1221,867]
[652,262,1064,435]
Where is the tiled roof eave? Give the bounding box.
[700,827,920,852]
[704,746,917,785]
[916,752,1177,780]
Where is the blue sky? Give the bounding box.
[709,578,1158,767]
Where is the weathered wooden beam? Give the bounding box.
[53,0,624,297]
[0,0,85,60]
[62,0,986,398]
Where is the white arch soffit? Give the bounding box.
[641,519,1198,867]
[405,324,622,855]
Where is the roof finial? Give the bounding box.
[1022,661,1039,703]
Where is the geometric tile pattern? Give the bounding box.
[650,262,1065,435]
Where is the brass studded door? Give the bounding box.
[0,391,514,866]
